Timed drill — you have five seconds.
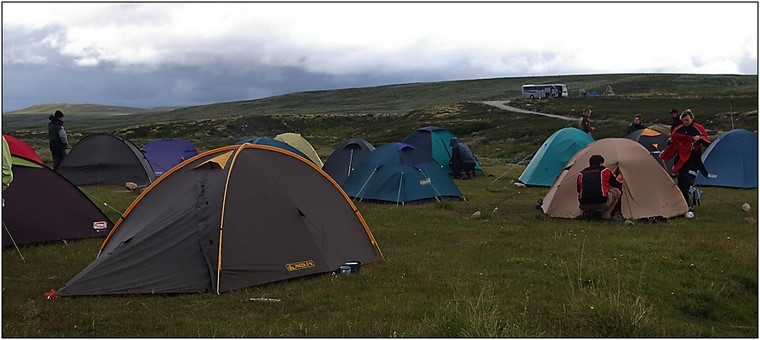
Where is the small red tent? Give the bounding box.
[3,134,43,165]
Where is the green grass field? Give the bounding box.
[2,73,758,336]
[2,168,757,337]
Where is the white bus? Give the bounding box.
[521,84,568,98]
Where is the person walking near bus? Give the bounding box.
[579,107,594,135]
[48,110,69,170]
[660,109,710,211]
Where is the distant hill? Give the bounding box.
[3,103,177,115]
[5,73,756,126]
[3,73,756,163]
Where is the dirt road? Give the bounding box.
[481,101,577,121]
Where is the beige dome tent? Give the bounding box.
[541,138,688,220]
[275,133,324,168]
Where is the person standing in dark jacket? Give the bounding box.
[577,154,623,219]
[669,109,682,133]
[48,110,69,169]
[449,138,477,179]
[626,114,645,135]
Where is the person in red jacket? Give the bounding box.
[660,109,710,210]
[577,154,623,220]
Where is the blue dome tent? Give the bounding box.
[695,129,757,188]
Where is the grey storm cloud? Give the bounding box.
[1,2,757,112]
[1,26,474,110]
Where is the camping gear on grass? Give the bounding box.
[55,143,382,296]
[541,138,688,220]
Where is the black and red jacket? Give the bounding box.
[661,122,710,176]
[576,165,622,205]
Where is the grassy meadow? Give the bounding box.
[1,73,758,337]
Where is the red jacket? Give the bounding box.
[660,122,710,175]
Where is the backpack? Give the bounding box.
[688,186,703,207]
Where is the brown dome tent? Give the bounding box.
[541,138,688,220]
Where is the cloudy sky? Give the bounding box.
[2,2,757,112]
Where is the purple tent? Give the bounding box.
[142,139,199,177]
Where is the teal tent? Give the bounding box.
[342,142,463,205]
[402,126,485,177]
[518,127,594,186]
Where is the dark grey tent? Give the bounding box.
[56,133,155,186]
[625,127,673,173]
[54,143,383,296]
[3,137,113,247]
[322,138,375,185]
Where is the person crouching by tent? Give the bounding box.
[576,154,623,220]
[660,109,710,211]
[449,138,476,179]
